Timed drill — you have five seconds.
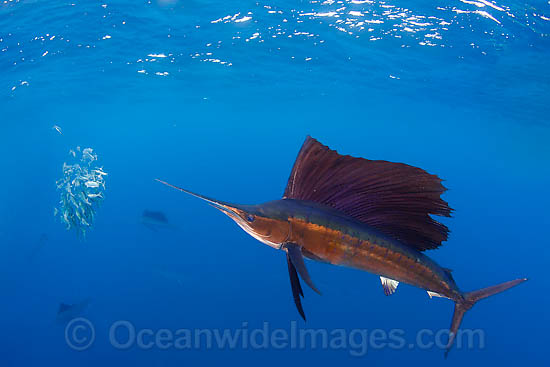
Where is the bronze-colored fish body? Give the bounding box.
[260,199,461,300]
[158,136,526,357]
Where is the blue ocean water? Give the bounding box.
[1,0,549,365]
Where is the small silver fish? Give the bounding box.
[85,181,100,188]
[79,192,91,206]
[92,169,108,176]
[52,125,62,135]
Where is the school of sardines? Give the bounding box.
[54,147,107,238]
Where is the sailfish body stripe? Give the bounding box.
[277,198,460,298]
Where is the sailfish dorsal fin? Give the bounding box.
[283,136,452,251]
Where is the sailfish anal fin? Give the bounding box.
[427,290,449,299]
[285,243,322,295]
[286,252,306,320]
[380,276,399,296]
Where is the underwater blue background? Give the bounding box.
[1,0,549,365]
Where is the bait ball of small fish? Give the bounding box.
[54,147,107,238]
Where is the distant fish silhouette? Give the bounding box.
[56,298,91,323]
[27,233,48,262]
[155,266,185,287]
[141,210,177,231]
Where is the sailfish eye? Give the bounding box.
[246,215,255,222]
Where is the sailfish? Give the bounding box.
[157,136,526,356]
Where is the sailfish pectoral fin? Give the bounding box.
[286,252,306,321]
[284,243,321,295]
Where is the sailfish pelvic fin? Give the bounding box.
[286,252,306,320]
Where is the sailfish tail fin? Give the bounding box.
[445,278,527,358]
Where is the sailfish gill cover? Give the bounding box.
[0,1,547,367]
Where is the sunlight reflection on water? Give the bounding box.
[1,0,548,123]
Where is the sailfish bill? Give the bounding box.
[157,136,527,357]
